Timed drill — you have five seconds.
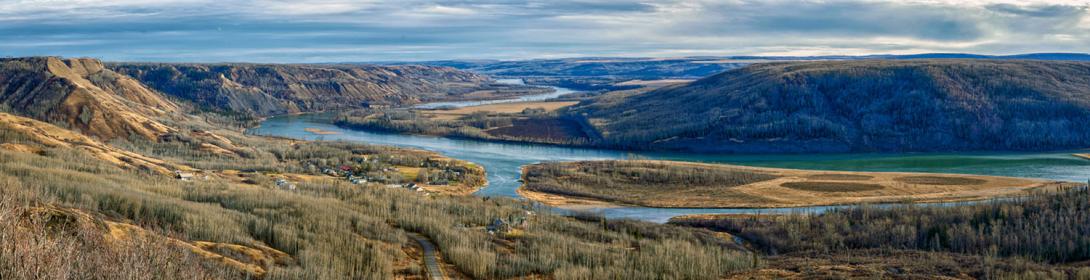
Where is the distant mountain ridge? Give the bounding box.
[567,59,1090,153]
[393,53,1090,81]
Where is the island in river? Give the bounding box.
[519,160,1069,208]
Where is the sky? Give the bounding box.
[1,0,1089,62]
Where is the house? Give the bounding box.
[361,101,391,109]
[487,218,510,234]
[487,215,529,235]
[174,170,194,181]
[275,178,297,190]
[404,183,425,192]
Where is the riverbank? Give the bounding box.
[250,113,1090,221]
[521,160,1062,208]
[334,103,598,147]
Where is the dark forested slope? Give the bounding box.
[570,60,1090,153]
[110,63,546,116]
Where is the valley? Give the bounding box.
[0,57,758,279]
[253,112,1090,222]
[4,55,1090,279]
[9,0,1090,278]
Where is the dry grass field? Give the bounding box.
[521,160,1059,208]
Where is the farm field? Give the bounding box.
[521,160,1061,208]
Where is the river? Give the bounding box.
[412,79,578,109]
[249,83,1090,223]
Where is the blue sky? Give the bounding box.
[1,0,1088,62]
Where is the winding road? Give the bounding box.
[408,233,446,280]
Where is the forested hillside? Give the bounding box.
[110,63,549,116]
[570,60,1090,153]
[0,101,756,279]
[672,186,1090,269]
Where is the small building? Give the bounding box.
[275,178,297,190]
[361,101,391,109]
[487,215,529,235]
[487,218,510,234]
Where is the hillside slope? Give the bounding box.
[110,63,547,116]
[570,60,1090,153]
[0,113,184,174]
[0,57,179,140]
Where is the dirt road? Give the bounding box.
[408,232,446,280]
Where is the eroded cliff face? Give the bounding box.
[0,57,179,140]
[109,63,505,116]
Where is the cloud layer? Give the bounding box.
[1,0,1088,62]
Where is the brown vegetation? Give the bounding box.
[779,181,884,192]
[726,249,1088,279]
[110,62,551,116]
[0,200,244,279]
[0,57,178,140]
[521,160,1055,208]
[0,113,183,174]
[673,185,1090,278]
[803,174,873,180]
[0,108,756,279]
[424,101,577,120]
[894,175,987,185]
[335,101,595,145]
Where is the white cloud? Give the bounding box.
[0,0,1088,61]
[419,5,476,15]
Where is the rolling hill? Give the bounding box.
[0,57,179,140]
[110,63,547,116]
[569,59,1090,153]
